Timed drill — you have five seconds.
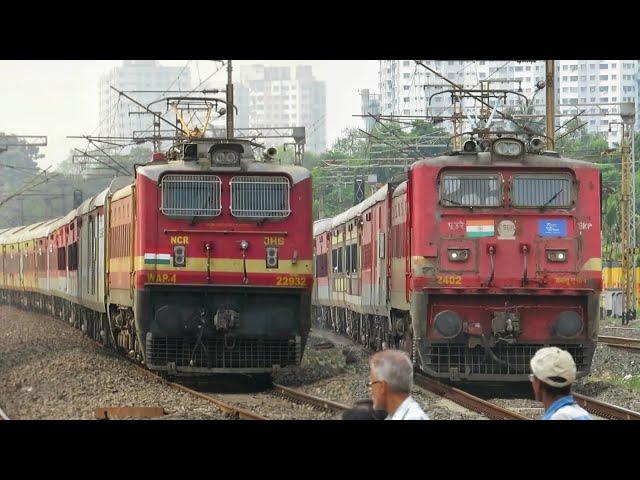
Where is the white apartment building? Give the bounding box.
[556,60,638,146]
[236,65,326,152]
[377,60,639,146]
[98,60,192,143]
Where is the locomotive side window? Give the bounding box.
[511,174,572,208]
[440,173,502,207]
[161,174,222,217]
[230,176,291,218]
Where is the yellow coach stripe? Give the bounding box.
[110,256,311,275]
[580,258,602,272]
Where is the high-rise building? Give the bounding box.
[98,60,192,143]
[556,60,638,146]
[360,89,381,132]
[378,60,639,147]
[235,65,326,152]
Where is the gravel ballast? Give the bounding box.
[276,329,486,420]
[0,305,228,420]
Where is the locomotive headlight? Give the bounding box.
[547,249,568,262]
[211,148,241,166]
[448,248,469,262]
[266,247,279,269]
[173,245,186,267]
[556,311,583,338]
[240,240,249,251]
[493,139,523,157]
[433,310,463,338]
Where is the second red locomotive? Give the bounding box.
[313,136,602,382]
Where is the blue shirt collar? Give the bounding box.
[541,395,575,420]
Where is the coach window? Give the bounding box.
[439,172,502,207]
[68,242,78,271]
[316,252,328,277]
[345,244,351,274]
[57,246,66,270]
[350,244,358,273]
[511,173,573,208]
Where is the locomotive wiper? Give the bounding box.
[191,194,214,225]
[441,197,472,209]
[540,188,564,210]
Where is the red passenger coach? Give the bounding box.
[107,139,313,375]
[313,136,602,382]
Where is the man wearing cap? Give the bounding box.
[529,347,592,420]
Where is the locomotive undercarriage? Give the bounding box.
[313,295,598,382]
[135,286,311,375]
[313,305,414,358]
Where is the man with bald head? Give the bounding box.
[368,349,429,420]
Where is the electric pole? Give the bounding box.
[226,60,234,139]
[545,60,555,150]
[618,103,636,324]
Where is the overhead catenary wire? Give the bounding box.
[414,60,540,137]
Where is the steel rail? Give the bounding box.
[126,362,267,420]
[272,384,350,413]
[0,406,9,420]
[598,335,640,351]
[413,373,528,420]
[572,392,640,420]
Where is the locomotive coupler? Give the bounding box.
[214,308,240,331]
[491,311,521,344]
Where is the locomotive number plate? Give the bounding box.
[147,273,177,283]
[276,276,306,286]
[436,274,462,286]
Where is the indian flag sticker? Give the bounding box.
[466,219,495,238]
[144,253,171,265]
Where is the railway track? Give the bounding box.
[30,305,348,420]
[315,328,640,421]
[0,405,9,420]
[413,373,528,420]
[598,335,640,351]
[271,384,350,414]
[573,392,640,420]
[126,362,268,420]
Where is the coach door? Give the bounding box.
[374,204,387,310]
[19,244,24,288]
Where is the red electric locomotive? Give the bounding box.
[313,135,601,382]
[109,138,313,375]
[0,138,312,377]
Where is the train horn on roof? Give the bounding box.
[529,137,545,153]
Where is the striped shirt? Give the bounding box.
[542,395,592,420]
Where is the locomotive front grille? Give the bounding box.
[421,342,592,378]
[160,174,222,217]
[146,335,301,371]
[230,176,291,218]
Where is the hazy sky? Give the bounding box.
[0,60,379,169]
